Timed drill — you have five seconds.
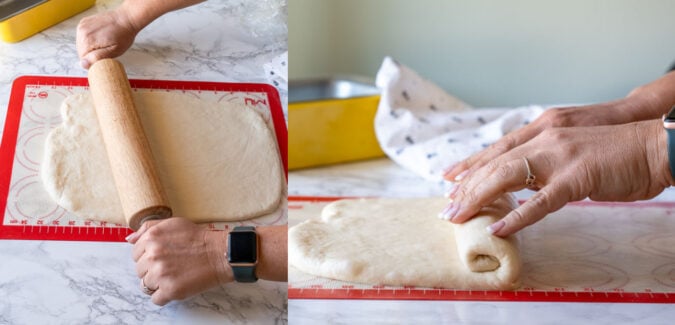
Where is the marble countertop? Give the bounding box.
[0,0,287,324]
[289,158,675,325]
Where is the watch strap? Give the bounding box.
[234,226,256,232]
[667,128,675,180]
[232,264,258,283]
[229,226,258,283]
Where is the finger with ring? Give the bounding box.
[523,157,537,188]
[141,276,158,295]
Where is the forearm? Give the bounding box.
[119,0,205,32]
[255,225,288,282]
[640,119,675,189]
[626,71,675,121]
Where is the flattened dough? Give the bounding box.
[289,196,521,290]
[41,92,283,225]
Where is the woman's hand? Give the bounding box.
[445,71,675,182]
[75,0,207,69]
[76,8,140,69]
[443,98,645,182]
[126,217,233,306]
[442,119,674,237]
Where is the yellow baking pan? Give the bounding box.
[289,77,385,170]
[0,0,95,43]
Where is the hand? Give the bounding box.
[443,98,644,182]
[442,119,673,237]
[76,8,139,69]
[126,217,233,306]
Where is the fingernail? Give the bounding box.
[438,203,460,221]
[448,203,460,221]
[454,169,470,182]
[444,184,460,198]
[442,163,457,176]
[438,203,454,220]
[125,232,138,243]
[486,220,505,234]
[80,59,90,69]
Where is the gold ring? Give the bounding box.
[523,157,536,188]
[141,276,157,295]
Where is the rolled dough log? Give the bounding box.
[41,92,283,225]
[288,195,521,290]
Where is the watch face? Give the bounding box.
[666,105,675,122]
[228,231,257,263]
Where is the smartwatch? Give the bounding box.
[662,104,675,180]
[227,226,259,283]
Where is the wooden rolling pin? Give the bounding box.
[88,59,172,231]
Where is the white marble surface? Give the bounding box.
[0,0,287,324]
[288,158,675,325]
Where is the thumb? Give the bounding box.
[81,47,118,69]
[125,219,161,244]
[488,183,570,237]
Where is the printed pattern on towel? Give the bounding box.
[264,51,288,91]
[374,57,546,182]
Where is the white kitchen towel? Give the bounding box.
[374,57,546,182]
[264,50,288,92]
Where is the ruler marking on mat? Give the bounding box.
[287,288,675,303]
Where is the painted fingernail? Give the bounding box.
[438,203,456,220]
[454,169,470,182]
[444,184,460,198]
[438,203,451,219]
[439,203,460,221]
[442,163,457,176]
[486,220,506,235]
[125,232,138,243]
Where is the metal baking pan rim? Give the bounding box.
[0,0,48,22]
[289,76,380,103]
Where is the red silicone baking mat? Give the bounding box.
[0,76,287,242]
[288,196,675,303]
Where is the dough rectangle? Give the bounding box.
[289,196,521,291]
